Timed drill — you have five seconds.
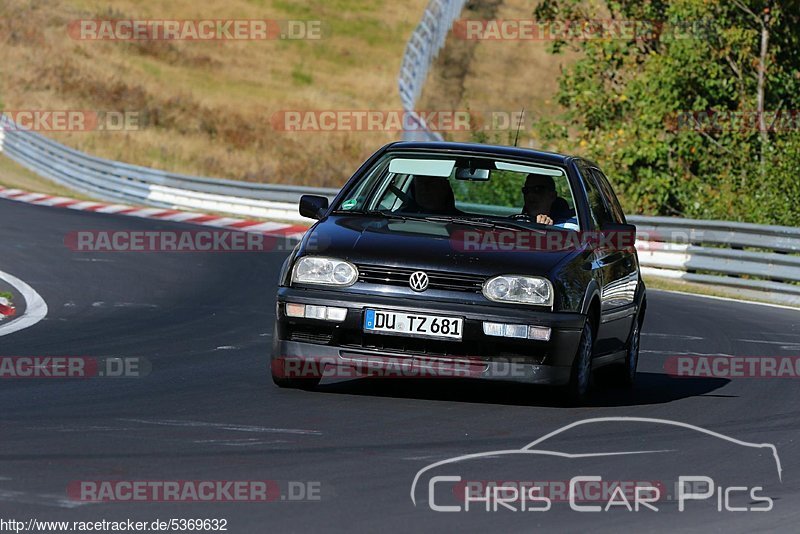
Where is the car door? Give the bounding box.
[580,163,638,355]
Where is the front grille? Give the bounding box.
[340,333,547,364]
[356,264,484,293]
[289,330,333,344]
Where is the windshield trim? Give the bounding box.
[333,150,583,232]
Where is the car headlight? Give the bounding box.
[482,275,553,306]
[291,256,358,287]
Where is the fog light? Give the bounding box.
[483,322,504,337]
[305,305,327,320]
[326,307,347,322]
[484,321,551,340]
[483,322,527,339]
[528,325,552,341]
[286,303,347,322]
[286,303,305,318]
[504,324,528,339]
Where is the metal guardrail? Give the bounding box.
[398,0,466,141]
[631,216,800,305]
[0,116,338,223]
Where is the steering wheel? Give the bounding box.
[508,213,533,221]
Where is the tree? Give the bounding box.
[534,0,800,225]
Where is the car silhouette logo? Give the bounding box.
[410,417,783,507]
[409,271,429,292]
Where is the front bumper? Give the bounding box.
[273,287,585,386]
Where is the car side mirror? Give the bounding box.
[599,222,637,251]
[299,195,329,220]
[602,222,636,233]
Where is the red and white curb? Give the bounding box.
[0,297,15,320]
[0,268,48,337]
[0,187,310,239]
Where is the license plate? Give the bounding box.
[363,309,463,340]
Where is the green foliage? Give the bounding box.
[534,0,800,224]
[451,170,525,207]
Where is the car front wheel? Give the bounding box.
[564,319,595,405]
[616,315,641,388]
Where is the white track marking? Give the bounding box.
[119,418,322,436]
[642,333,705,340]
[197,217,244,228]
[157,212,210,222]
[640,350,738,357]
[0,489,93,509]
[12,193,49,202]
[0,270,48,337]
[735,339,800,346]
[94,204,134,214]
[239,221,289,232]
[34,196,75,206]
[651,289,800,311]
[122,208,170,217]
[66,201,105,210]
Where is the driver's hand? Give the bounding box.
[536,214,554,225]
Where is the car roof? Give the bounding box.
[385,141,575,166]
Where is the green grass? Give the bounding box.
[644,275,800,309]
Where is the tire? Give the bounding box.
[613,315,641,388]
[564,319,595,405]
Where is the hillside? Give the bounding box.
[0,0,571,190]
[0,0,427,188]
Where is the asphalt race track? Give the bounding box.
[2,196,800,532]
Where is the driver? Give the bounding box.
[521,174,579,229]
[521,174,558,225]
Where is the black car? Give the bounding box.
[272,142,646,403]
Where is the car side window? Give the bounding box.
[591,169,626,224]
[582,167,614,229]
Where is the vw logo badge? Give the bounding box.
[409,271,429,292]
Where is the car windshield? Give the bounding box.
[333,153,580,231]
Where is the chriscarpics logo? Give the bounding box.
[410,417,781,514]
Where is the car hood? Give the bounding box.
[303,215,584,277]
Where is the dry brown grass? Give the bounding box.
[0,154,93,199]
[0,0,426,188]
[419,1,580,148]
[0,0,576,192]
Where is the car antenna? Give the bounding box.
[513,108,525,147]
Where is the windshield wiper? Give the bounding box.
[333,210,542,232]
[425,216,539,232]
